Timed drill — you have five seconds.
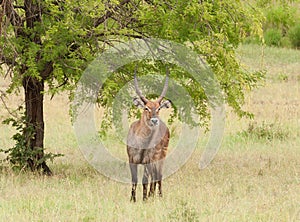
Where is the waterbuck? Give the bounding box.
[127,69,171,202]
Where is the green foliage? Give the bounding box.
[264,28,282,46]
[277,72,289,81]
[0,0,265,122]
[288,23,300,48]
[1,0,265,169]
[264,4,297,34]
[280,36,292,48]
[0,113,63,172]
[250,0,300,49]
[243,36,262,45]
[96,0,265,125]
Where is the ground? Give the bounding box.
[0,44,299,221]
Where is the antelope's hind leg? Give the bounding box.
[130,163,138,202]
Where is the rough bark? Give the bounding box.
[1,0,52,174]
[21,0,52,175]
[23,76,52,175]
[1,0,134,175]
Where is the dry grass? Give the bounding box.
[0,44,299,221]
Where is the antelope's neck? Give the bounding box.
[139,115,153,135]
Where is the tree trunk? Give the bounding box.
[23,76,52,175]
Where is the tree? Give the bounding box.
[0,0,264,174]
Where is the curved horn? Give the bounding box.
[134,67,148,104]
[156,68,169,103]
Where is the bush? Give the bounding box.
[264,5,296,34]
[288,23,300,48]
[280,36,292,48]
[264,28,282,47]
[243,35,262,45]
[0,113,63,173]
[238,121,290,142]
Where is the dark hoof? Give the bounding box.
[143,196,148,201]
[148,192,155,198]
[130,196,136,202]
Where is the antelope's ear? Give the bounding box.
[133,98,145,108]
[159,100,171,109]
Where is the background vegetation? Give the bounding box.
[0,0,264,173]
[0,0,299,221]
[1,43,299,222]
[247,0,300,48]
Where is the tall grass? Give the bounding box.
[0,44,299,221]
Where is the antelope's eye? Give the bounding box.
[144,107,151,112]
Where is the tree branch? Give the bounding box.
[13,5,25,10]
[40,61,53,80]
[0,90,18,118]
[0,53,17,67]
[94,0,131,27]
[92,31,143,39]
[1,0,25,36]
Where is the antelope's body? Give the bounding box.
[127,69,171,202]
[127,116,169,165]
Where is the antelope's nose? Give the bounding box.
[151,118,159,125]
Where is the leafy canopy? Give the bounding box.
[1,0,264,127]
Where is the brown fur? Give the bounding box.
[127,100,170,202]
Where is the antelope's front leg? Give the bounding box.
[142,164,151,201]
[130,163,138,202]
[149,181,156,197]
[157,162,163,197]
[149,163,157,197]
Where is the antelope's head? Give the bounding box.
[133,69,171,127]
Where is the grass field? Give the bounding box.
[0,44,299,221]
